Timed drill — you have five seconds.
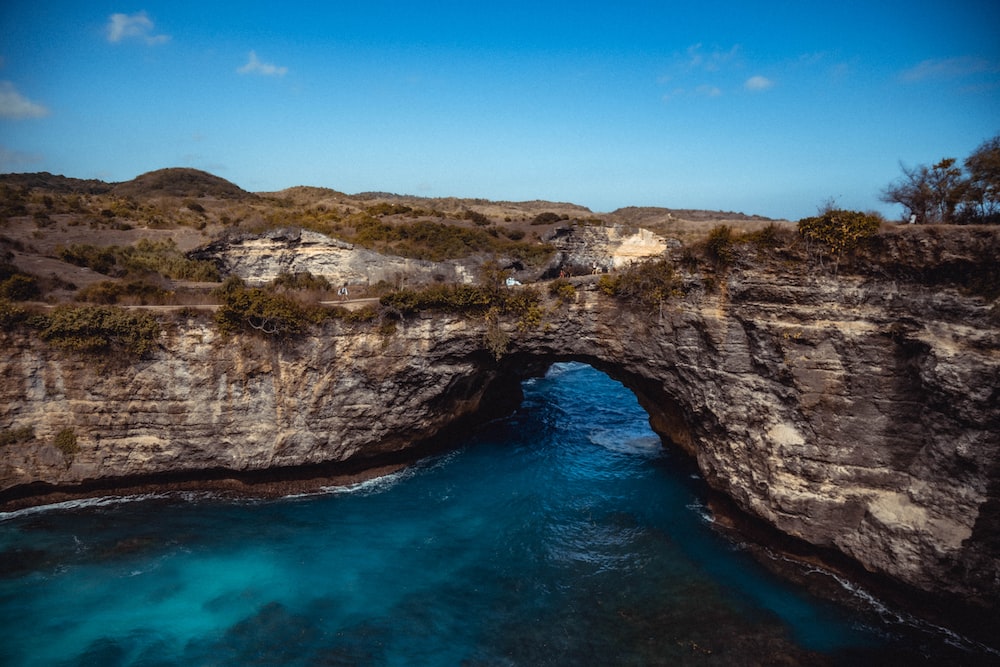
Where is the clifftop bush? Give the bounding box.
[598,258,680,307]
[213,276,322,338]
[704,224,735,267]
[380,284,493,316]
[39,305,161,357]
[797,209,881,269]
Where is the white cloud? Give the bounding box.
[901,56,995,81]
[0,145,44,168]
[237,51,288,77]
[745,75,774,91]
[0,81,49,119]
[106,11,170,45]
[695,84,722,97]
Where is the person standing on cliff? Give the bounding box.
[338,283,349,300]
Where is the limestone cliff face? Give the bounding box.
[1,228,998,614]
[0,315,500,486]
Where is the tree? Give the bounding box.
[881,158,964,224]
[881,135,1000,224]
[962,135,1000,223]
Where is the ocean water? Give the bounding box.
[0,363,994,666]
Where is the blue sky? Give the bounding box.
[1,2,998,220]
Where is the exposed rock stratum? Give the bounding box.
[1,226,998,631]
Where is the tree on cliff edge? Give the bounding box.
[963,135,1000,223]
[881,135,1000,224]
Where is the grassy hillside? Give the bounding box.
[0,167,786,305]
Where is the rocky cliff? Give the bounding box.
[1,226,998,625]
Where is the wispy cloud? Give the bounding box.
[106,11,170,45]
[0,81,49,119]
[901,56,995,81]
[662,84,722,102]
[0,146,44,170]
[744,75,774,91]
[237,51,288,77]
[659,43,745,101]
[685,43,742,72]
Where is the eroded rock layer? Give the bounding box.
[1,228,998,617]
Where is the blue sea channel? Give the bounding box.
[0,363,994,665]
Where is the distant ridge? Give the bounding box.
[0,172,113,194]
[0,167,781,220]
[0,167,253,200]
[608,206,779,224]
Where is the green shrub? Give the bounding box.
[366,202,413,217]
[797,209,881,261]
[705,224,735,267]
[213,277,314,338]
[344,217,554,266]
[484,307,509,360]
[40,305,161,356]
[744,222,787,249]
[330,305,379,323]
[0,273,40,301]
[379,284,493,316]
[599,259,680,307]
[57,240,220,282]
[76,280,171,305]
[124,239,220,281]
[0,298,30,330]
[378,278,541,325]
[53,428,78,463]
[502,286,542,321]
[531,212,563,226]
[0,426,34,447]
[462,210,491,226]
[548,278,576,303]
[270,271,331,292]
[58,244,120,275]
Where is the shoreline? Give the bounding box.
[0,460,413,513]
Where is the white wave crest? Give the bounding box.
[0,493,172,522]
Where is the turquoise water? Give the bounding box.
[0,363,993,665]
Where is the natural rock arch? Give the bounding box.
[1,252,997,632]
[428,282,998,623]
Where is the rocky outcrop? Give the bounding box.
[191,227,480,287]
[192,224,670,288]
[2,227,998,620]
[545,224,669,274]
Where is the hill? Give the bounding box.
[111,168,254,200]
[0,166,793,304]
[0,172,113,195]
